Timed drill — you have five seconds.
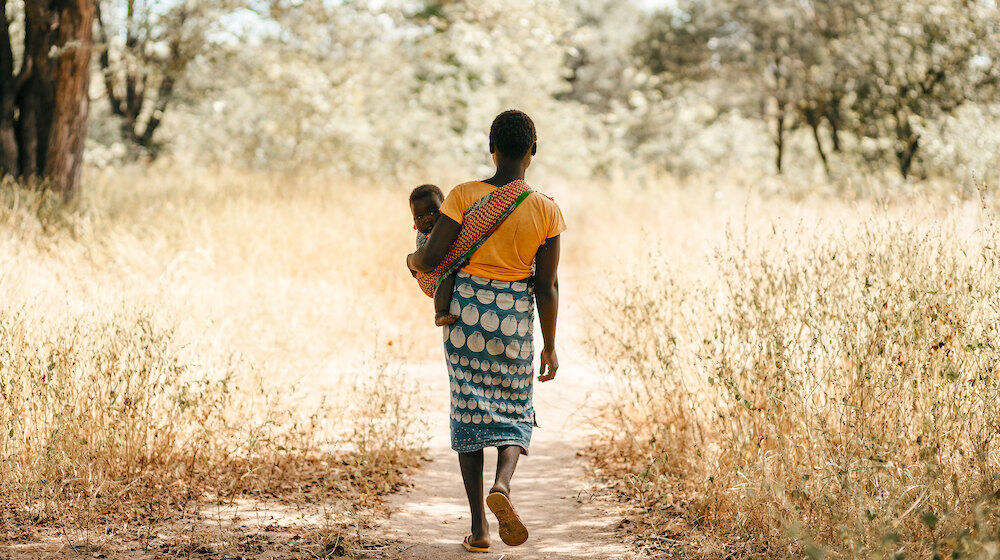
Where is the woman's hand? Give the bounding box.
[538,347,558,382]
[406,252,419,275]
[410,216,462,273]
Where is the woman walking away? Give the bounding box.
[406,109,565,553]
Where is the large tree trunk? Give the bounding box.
[4,0,95,199]
[0,3,21,177]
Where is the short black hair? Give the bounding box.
[409,184,443,204]
[489,110,536,158]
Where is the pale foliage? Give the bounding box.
[79,0,1000,184]
[159,0,617,179]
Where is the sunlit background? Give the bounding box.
[78,0,1000,187]
[4,1,1000,559]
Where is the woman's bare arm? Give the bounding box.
[533,235,560,382]
[407,215,461,273]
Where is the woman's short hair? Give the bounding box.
[489,110,536,158]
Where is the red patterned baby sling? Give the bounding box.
[414,179,532,298]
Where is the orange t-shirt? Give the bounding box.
[440,181,566,281]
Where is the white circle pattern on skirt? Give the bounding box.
[443,272,535,453]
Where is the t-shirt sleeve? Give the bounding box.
[545,200,567,239]
[439,187,465,224]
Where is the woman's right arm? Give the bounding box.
[407,215,461,273]
[534,235,560,382]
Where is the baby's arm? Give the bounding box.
[411,233,427,277]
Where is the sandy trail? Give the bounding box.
[368,351,635,560]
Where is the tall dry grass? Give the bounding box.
[583,180,1000,558]
[0,168,427,553]
[8,162,995,558]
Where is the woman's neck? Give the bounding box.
[484,163,526,187]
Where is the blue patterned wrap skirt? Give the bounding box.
[444,271,535,455]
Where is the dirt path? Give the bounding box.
[368,354,635,560]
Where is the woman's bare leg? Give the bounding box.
[458,450,490,546]
[487,445,529,546]
[490,445,522,497]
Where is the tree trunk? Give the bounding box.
[824,101,842,153]
[0,2,21,176]
[772,99,786,174]
[893,109,920,180]
[95,2,184,160]
[6,0,95,199]
[804,106,830,177]
[897,135,919,180]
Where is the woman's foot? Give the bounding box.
[462,517,490,552]
[486,486,528,546]
[435,311,458,326]
[462,534,490,553]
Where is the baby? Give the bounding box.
[410,184,458,326]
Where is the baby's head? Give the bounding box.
[409,184,444,235]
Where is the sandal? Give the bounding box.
[462,535,490,553]
[486,491,528,546]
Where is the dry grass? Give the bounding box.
[0,167,429,557]
[582,177,1000,558]
[7,162,997,559]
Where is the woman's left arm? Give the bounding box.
[407,215,461,273]
[533,235,560,382]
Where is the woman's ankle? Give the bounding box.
[489,482,510,497]
[470,515,490,541]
